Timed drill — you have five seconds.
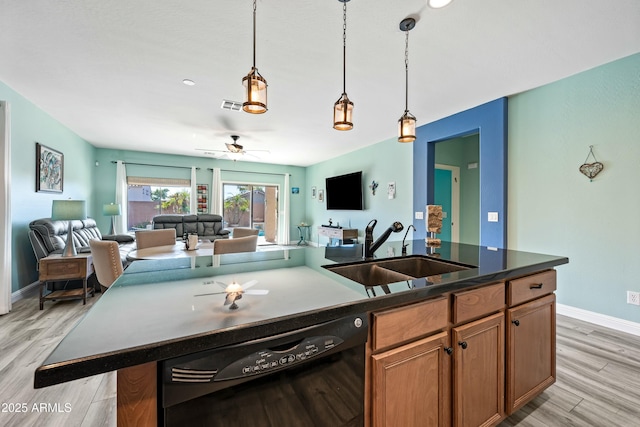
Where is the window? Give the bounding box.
[127,176,191,230]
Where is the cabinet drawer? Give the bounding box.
[42,260,84,276]
[372,297,448,351]
[508,270,556,306]
[453,282,505,324]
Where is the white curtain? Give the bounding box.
[115,161,127,234]
[0,102,11,314]
[279,173,290,245]
[211,168,222,215]
[190,167,197,214]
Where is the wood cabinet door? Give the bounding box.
[452,312,504,427]
[371,331,451,427]
[506,294,556,414]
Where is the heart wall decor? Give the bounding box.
[579,162,604,179]
[579,146,604,181]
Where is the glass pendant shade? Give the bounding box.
[242,67,267,114]
[333,93,354,131]
[398,111,416,143]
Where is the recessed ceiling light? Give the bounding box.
[428,0,453,8]
[182,79,195,86]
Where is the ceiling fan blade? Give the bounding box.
[242,280,258,290]
[245,290,269,295]
[193,291,226,297]
[195,148,227,153]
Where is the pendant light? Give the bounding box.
[333,0,353,131]
[398,18,416,143]
[242,0,267,114]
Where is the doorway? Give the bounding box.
[434,164,460,242]
[434,134,480,245]
[413,98,507,248]
[222,183,278,245]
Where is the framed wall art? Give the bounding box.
[196,184,208,214]
[36,143,63,193]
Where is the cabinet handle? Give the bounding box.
[458,341,468,350]
[444,347,453,355]
[530,283,543,289]
[512,320,520,326]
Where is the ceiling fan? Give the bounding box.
[196,135,270,161]
[194,279,269,310]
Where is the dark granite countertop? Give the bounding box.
[34,240,568,388]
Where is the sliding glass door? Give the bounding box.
[222,183,278,244]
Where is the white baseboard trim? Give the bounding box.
[557,303,640,337]
[11,281,39,304]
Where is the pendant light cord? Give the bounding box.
[342,2,347,95]
[252,0,257,69]
[404,29,410,112]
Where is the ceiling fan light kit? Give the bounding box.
[333,0,354,131]
[398,17,417,143]
[428,0,453,9]
[242,0,268,114]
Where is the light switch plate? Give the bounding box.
[488,212,499,222]
[415,211,424,220]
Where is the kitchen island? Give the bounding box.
[34,241,568,426]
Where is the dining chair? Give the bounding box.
[135,229,176,249]
[213,235,258,255]
[232,227,259,238]
[89,239,123,292]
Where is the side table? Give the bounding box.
[38,253,95,310]
[297,225,311,246]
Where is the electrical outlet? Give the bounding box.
[627,291,640,306]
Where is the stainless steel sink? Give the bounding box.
[324,255,474,286]
[326,263,414,286]
[373,256,472,277]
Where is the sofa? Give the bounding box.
[28,218,136,268]
[152,214,230,241]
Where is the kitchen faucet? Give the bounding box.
[401,224,417,255]
[364,220,404,259]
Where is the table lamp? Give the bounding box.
[103,203,121,235]
[52,199,87,257]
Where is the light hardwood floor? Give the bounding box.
[1,292,638,427]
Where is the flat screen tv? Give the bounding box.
[325,171,363,210]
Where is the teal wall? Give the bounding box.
[305,136,414,248]
[0,82,95,292]
[93,148,306,240]
[508,53,640,322]
[434,135,480,245]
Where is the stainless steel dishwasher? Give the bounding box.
[162,313,368,427]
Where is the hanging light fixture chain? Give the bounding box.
[342,1,347,94]
[252,0,257,68]
[404,29,409,112]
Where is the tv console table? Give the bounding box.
[317,226,358,245]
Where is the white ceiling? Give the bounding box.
[1,0,639,167]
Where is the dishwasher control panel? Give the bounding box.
[215,335,344,381]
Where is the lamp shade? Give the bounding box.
[398,111,417,143]
[103,203,121,216]
[52,200,87,221]
[242,68,268,114]
[333,93,354,131]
